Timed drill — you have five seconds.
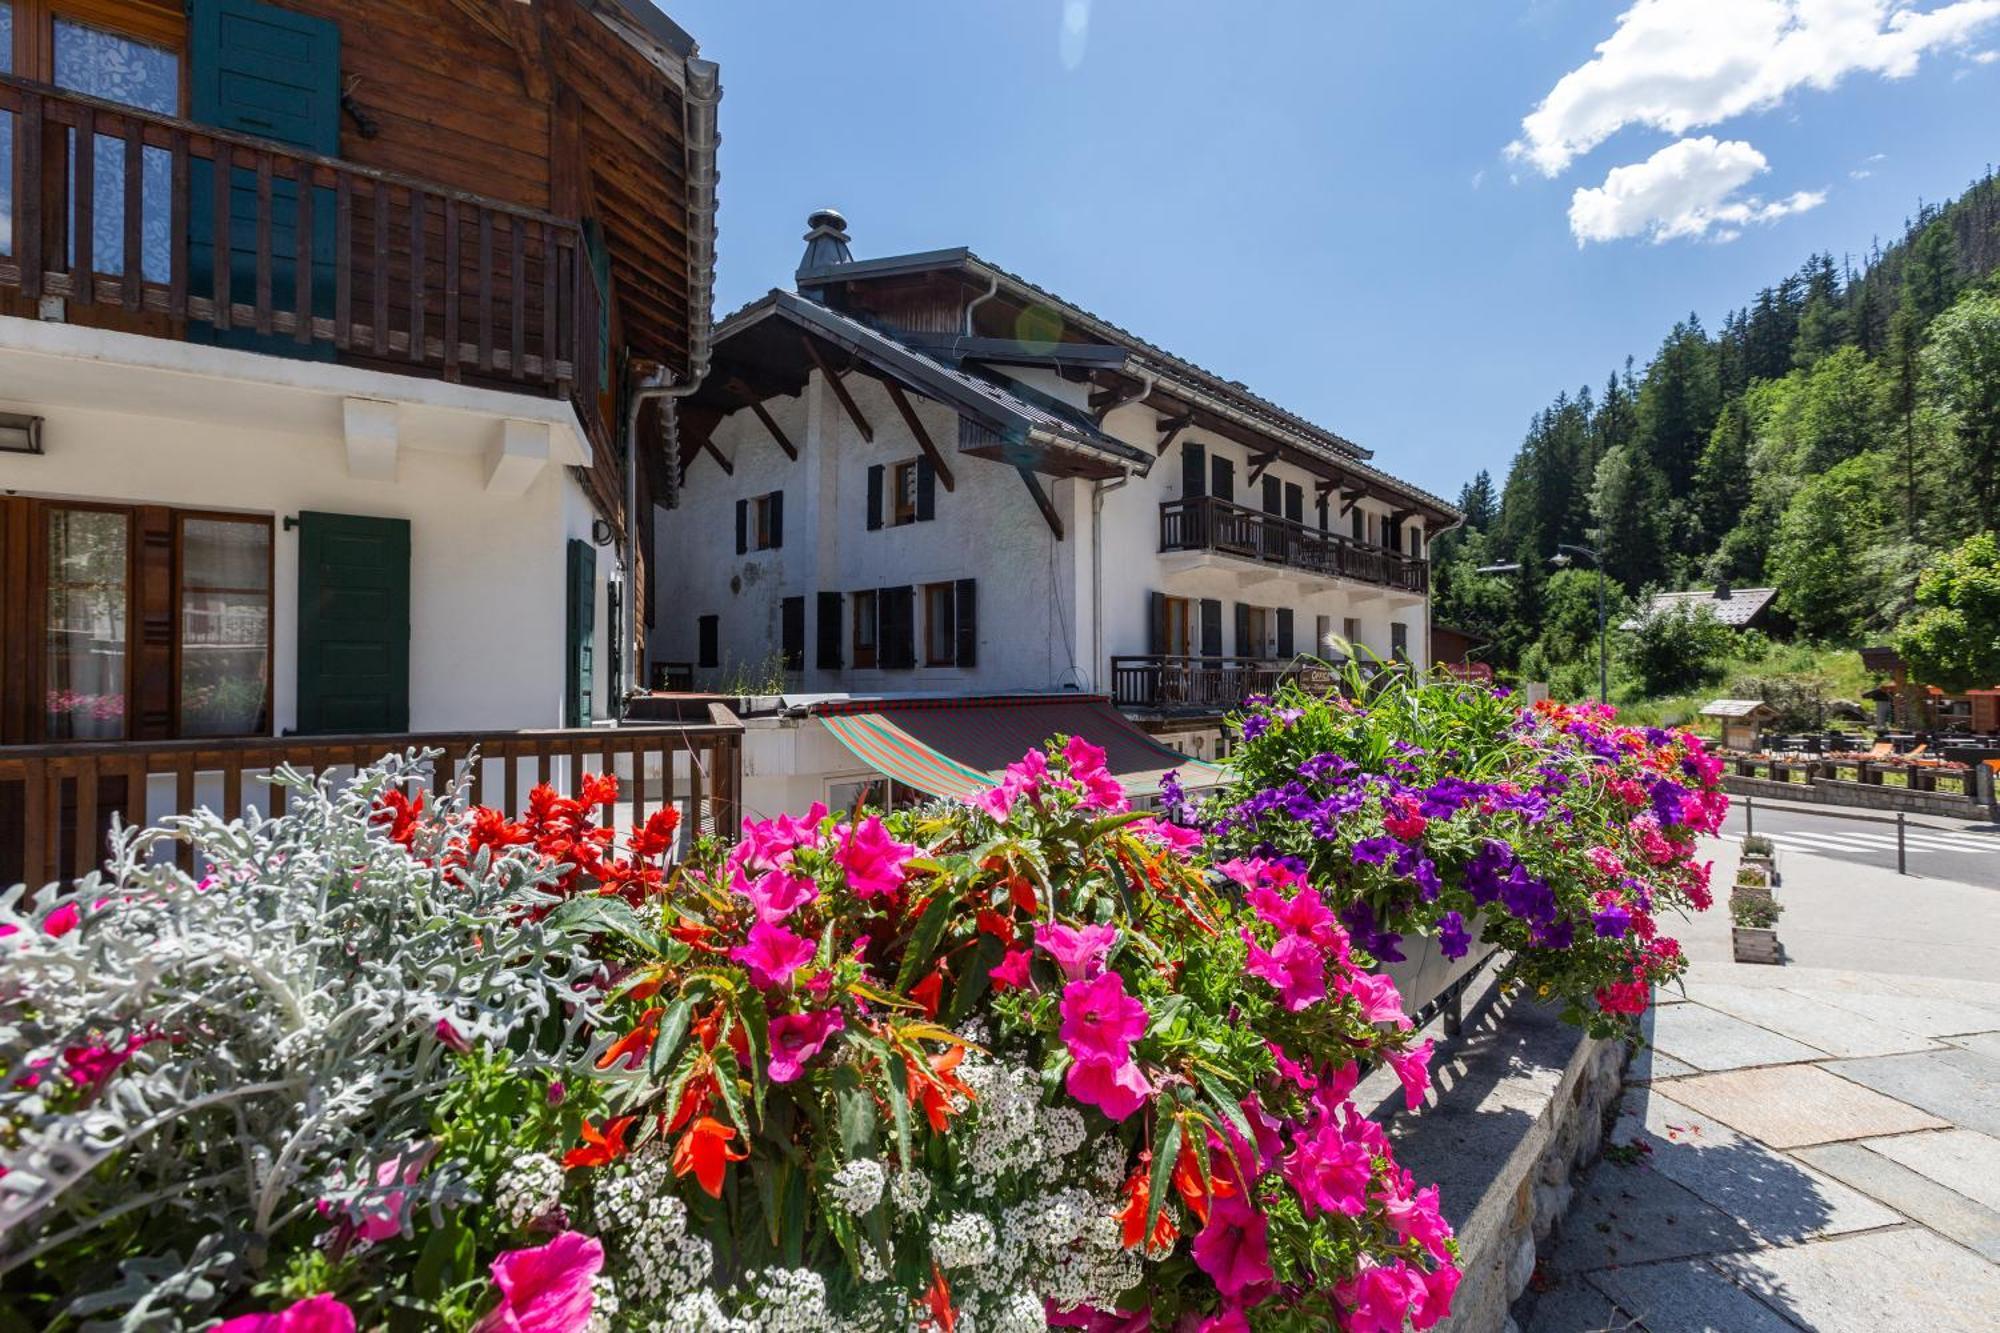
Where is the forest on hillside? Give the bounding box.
[1433,169,2000,703]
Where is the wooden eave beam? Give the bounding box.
[1017,466,1065,540]
[1246,450,1280,484]
[884,382,958,492]
[749,401,798,461]
[1154,410,1195,455]
[1339,490,1362,517]
[1314,479,1338,500]
[701,438,735,477]
[800,336,874,442]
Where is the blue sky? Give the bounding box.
[661,1,2000,500]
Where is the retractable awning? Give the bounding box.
[816,696,1224,802]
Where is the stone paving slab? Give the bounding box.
[1827,1047,2000,1138]
[1949,1030,2000,1059]
[1788,987,2000,1041]
[1615,1092,1902,1241]
[1689,983,1941,1058]
[1628,1045,1697,1084]
[1709,1226,2000,1333]
[1858,1128,2000,1214]
[1521,1278,1642,1333]
[1547,1159,1762,1275]
[1646,1003,1827,1072]
[1587,1258,1801,1333]
[1660,1065,1947,1148]
[1794,1141,2000,1263]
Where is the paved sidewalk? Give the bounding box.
[1521,840,2000,1332]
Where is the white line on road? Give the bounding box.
[1725,829,1997,855]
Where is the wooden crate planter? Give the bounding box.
[1740,853,1777,885]
[1733,927,1782,964]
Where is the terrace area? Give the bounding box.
[1158,495,1430,593]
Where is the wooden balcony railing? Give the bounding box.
[1111,655,1357,712]
[1159,496,1429,594]
[0,75,598,407]
[1,718,740,892]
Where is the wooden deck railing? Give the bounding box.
[1,717,740,891]
[1111,655,1352,711]
[1159,496,1429,594]
[0,75,598,404]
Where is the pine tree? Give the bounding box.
[1883,290,1925,532]
[1636,317,1721,496]
[1793,253,1846,368]
[1456,470,1498,531]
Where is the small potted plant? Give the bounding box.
[1732,892,1784,964]
[1740,833,1776,884]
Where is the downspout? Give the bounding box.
[1091,471,1131,692]
[619,56,720,705]
[962,273,1000,339]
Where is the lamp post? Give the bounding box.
[1476,545,1610,705]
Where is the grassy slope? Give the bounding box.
[1607,643,1877,735]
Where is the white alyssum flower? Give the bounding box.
[828,1158,887,1214]
[930,1212,998,1270]
[494,1152,564,1230]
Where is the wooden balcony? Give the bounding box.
[1,717,741,892]
[0,75,599,417]
[1111,654,1360,713]
[1159,496,1429,594]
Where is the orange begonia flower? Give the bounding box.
[923,1265,957,1333]
[909,969,945,1021]
[563,1115,637,1170]
[1116,1155,1179,1252]
[597,1006,664,1071]
[906,1046,975,1133]
[672,1115,747,1198]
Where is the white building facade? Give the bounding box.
[653,213,1459,770]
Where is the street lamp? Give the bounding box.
[1472,548,1610,705]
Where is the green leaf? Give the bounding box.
[545,895,664,954]
[1146,1114,1184,1236]
[895,886,961,992]
[835,1077,879,1159]
[883,1048,914,1169]
[647,997,695,1081]
[1194,1067,1256,1173]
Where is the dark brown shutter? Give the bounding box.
[866,465,884,531]
[735,499,748,554]
[1211,456,1235,503]
[1234,602,1252,657]
[954,578,977,667]
[133,506,176,740]
[1200,598,1222,658]
[1276,608,1295,659]
[1317,492,1329,531]
[880,585,915,669]
[816,591,843,669]
[916,458,937,522]
[1148,590,1167,654]
[769,491,784,549]
[781,595,805,670]
[1285,483,1303,524]
[1181,441,1206,498]
[1262,476,1281,515]
[698,614,719,668]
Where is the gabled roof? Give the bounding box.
[1700,699,1775,719]
[695,290,1151,477]
[799,248,1374,461]
[1624,587,1777,630]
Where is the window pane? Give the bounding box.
[925,584,955,665]
[55,20,179,284]
[179,519,271,737]
[45,509,129,740]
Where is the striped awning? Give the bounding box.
[817,696,1225,802]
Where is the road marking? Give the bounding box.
[1725,829,1997,855]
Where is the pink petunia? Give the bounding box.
[730,921,817,990]
[1189,1195,1273,1298]
[1129,816,1203,852]
[42,903,79,938]
[214,1294,357,1333]
[1242,931,1326,1011]
[1245,881,1344,952]
[317,1141,438,1246]
[1340,971,1412,1030]
[1058,972,1147,1067]
[1337,1260,1428,1333]
[989,947,1033,992]
[740,802,829,870]
[836,816,917,898]
[476,1231,604,1333]
[1283,1119,1374,1218]
[1413,1262,1463,1331]
[1382,1184,1455,1262]
[1064,1054,1152,1121]
[765,1008,845,1083]
[735,867,819,922]
[1039,922,1120,982]
[1386,1039,1434,1111]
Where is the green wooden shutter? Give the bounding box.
[296,512,409,734]
[566,539,595,726]
[189,0,340,359]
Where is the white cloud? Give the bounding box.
[1509,0,2000,176]
[1568,136,1828,243]
[1059,0,1090,71]
[1974,45,2000,58]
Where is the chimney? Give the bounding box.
[797,209,852,295]
[1714,579,1732,601]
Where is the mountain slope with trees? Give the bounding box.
[1435,169,2000,700]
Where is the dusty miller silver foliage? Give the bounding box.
[0,752,607,1330]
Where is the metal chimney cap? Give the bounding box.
[805,208,849,235]
[798,209,855,289]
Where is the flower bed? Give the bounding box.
[0,683,1718,1332]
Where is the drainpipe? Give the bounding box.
[1091,470,1132,692]
[962,273,1000,339]
[616,55,720,707]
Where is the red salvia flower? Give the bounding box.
[562,1115,636,1169]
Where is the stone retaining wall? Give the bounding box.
[1723,773,1994,822]
[1359,976,1628,1333]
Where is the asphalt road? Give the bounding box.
[1718,801,1999,887]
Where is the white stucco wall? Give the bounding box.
[651,360,1433,698]
[653,369,1088,695]
[1,359,613,736]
